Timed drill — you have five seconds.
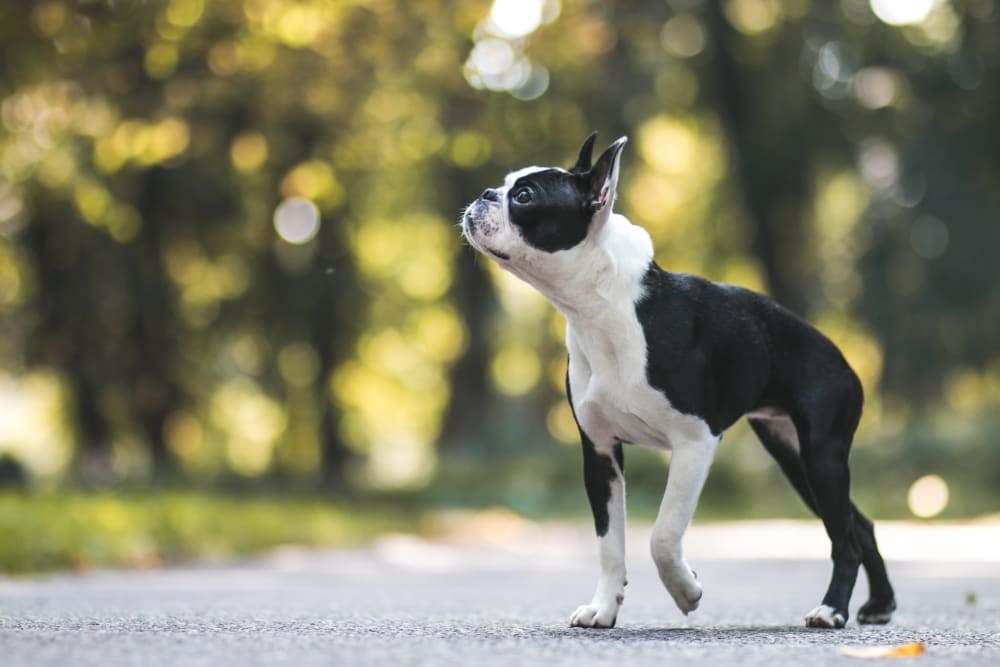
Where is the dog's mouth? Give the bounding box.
[462,207,510,261]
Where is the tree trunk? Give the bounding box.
[704,2,812,315]
[437,250,495,452]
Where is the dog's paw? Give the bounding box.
[655,560,702,615]
[857,598,896,625]
[805,604,847,629]
[668,577,703,615]
[569,602,619,629]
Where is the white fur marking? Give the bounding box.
[805,604,846,628]
[472,145,735,627]
[650,440,716,614]
[570,442,626,629]
[554,214,716,621]
[562,217,714,452]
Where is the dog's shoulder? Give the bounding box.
[634,265,768,343]
[635,263,832,350]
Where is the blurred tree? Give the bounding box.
[0,0,997,500]
[852,1,1000,406]
[704,0,818,315]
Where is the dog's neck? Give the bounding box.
[505,213,654,323]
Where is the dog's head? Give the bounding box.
[461,133,627,268]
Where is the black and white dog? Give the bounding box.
[460,133,896,629]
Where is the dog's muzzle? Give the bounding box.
[462,199,510,261]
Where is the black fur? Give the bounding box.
[571,132,598,173]
[567,368,623,537]
[634,266,861,437]
[750,414,895,624]
[581,436,623,538]
[633,262,893,623]
[508,169,591,253]
[469,133,896,627]
[508,139,625,253]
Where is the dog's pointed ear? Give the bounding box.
[585,136,627,217]
[570,132,598,174]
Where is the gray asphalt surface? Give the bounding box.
[1,524,998,666]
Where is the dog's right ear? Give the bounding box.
[570,132,598,174]
[582,136,627,224]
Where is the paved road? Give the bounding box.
[1,522,998,666]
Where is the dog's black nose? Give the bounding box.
[480,188,500,202]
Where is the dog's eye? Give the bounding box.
[513,188,532,204]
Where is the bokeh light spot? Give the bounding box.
[854,67,901,109]
[107,204,142,243]
[547,401,579,444]
[660,15,705,58]
[449,131,492,168]
[166,0,205,29]
[149,117,190,162]
[639,115,700,175]
[230,131,268,173]
[464,1,559,98]
[212,379,286,477]
[910,216,949,259]
[407,306,466,363]
[510,65,549,101]
[945,368,985,414]
[208,41,243,76]
[164,410,205,461]
[145,43,179,79]
[468,39,515,78]
[907,474,949,518]
[0,371,74,480]
[282,160,344,207]
[489,0,547,38]
[724,0,782,35]
[858,138,898,191]
[274,198,320,245]
[32,2,66,37]
[278,342,321,388]
[870,0,942,26]
[490,343,541,396]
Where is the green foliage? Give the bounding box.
[0,0,997,527]
[0,491,422,574]
[426,415,1000,523]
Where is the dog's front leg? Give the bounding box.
[650,436,718,615]
[569,432,626,629]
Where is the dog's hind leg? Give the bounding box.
[852,508,896,624]
[749,416,895,626]
[799,430,859,628]
[569,430,627,629]
[748,415,815,511]
[650,436,718,616]
[791,375,869,629]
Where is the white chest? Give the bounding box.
[566,316,712,451]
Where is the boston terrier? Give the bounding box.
[460,133,896,629]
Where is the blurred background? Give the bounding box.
[0,0,998,573]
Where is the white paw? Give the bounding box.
[668,577,702,614]
[805,604,846,629]
[655,560,702,614]
[569,600,620,628]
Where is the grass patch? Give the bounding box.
[0,491,424,575]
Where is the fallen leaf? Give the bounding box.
[839,642,925,659]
